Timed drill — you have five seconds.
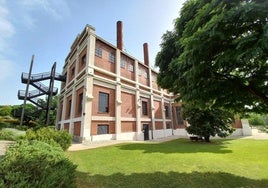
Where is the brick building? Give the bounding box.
[56,21,189,142]
[57,21,247,142]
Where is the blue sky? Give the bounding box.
[0,0,185,105]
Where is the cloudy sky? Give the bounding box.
[0,0,186,105]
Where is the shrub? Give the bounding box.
[0,129,14,141]
[248,113,268,126]
[24,127,72,151]
[2,119,20,125]
[0,140,77,188]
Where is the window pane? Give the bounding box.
[98,92,109,113]
[79,93,83,114]
[68,99,72,117]
[95,48,102,57]
[128,64,134,72]
[142,101,148,115]
[81,54,86,65]
[109,53,115,63]
[97,125,109,134]
[176,106,184,125]
[120,60,126,68]
[165,106,169,118]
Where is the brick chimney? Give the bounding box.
[143,43,149,66]
[117,21,123,50]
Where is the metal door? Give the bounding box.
[143,124,149,140]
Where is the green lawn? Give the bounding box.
[67,139,268,188]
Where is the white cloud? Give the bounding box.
[20,0,69,20]
[0,0,70,81]
[0,1,15,53]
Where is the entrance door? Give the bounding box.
[143,124,149,140]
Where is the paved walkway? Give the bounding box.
[68,135,182,151]
[1,129,267,154]
[68,129,268,151]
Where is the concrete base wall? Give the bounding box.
[79,123,251,143]
[173,129,188,137]
[154,130,165,139]
[91,134,116,142]
[231,128,243,136]
[116,132,136,140]
[241,119,252,136]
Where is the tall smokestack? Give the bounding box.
[117,21,123,50]
[143,43,149,66]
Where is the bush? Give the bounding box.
[0,129,14,141]
[0,140,77,188]
[248,113,268,126]
[23,127,72,151]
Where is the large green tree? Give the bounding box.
[156,0,268,113]
[184,106,234,142]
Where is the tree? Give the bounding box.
[156,0,268,113]
[0,106,12,116]
[12,103,38,125]
[184,105,234,142]
[11,95,59,126]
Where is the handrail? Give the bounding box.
[31,81,58,93]
[22,72,66,81]
[18,90,44,98]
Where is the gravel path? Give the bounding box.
[0,141,14,157]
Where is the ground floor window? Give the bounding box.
[166,123,171,129]
[97,124,109,134]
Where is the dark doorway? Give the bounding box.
[143,124,149,140]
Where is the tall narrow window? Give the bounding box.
[81,54,86,66]
[120,59,126,68]
[128,64,134,72]
[98,92,109,113]
[68,99,72,118]
[142,101,148,115]
[78,93,83,114]
[95,47,102,57]
[176,106,184,125]
[109,53,115,63]
[144,71,148,79]
[165,106,169,118]
[138,69,142,76]
[71,67,75,77]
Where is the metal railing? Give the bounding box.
[21,72,66,82]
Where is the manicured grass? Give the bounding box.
[67,139,268,188]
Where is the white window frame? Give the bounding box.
[95,47,102,57]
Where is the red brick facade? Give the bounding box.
[58,21,246,143]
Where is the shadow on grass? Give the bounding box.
[76,170,268,188]
[116,139,233,154]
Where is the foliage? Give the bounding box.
[0,129,14,141]
[0,122,29,131]
[0,140,77,188]
[248,113,268,126]
[0,106,12,116]
[23,127,72,151]
[9,95,59,125]
[67,139,268,188]
[183,106,234,142]
[156,0,268,113]
[0,128,25,141]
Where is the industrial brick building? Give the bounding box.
[57,21,249,142]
